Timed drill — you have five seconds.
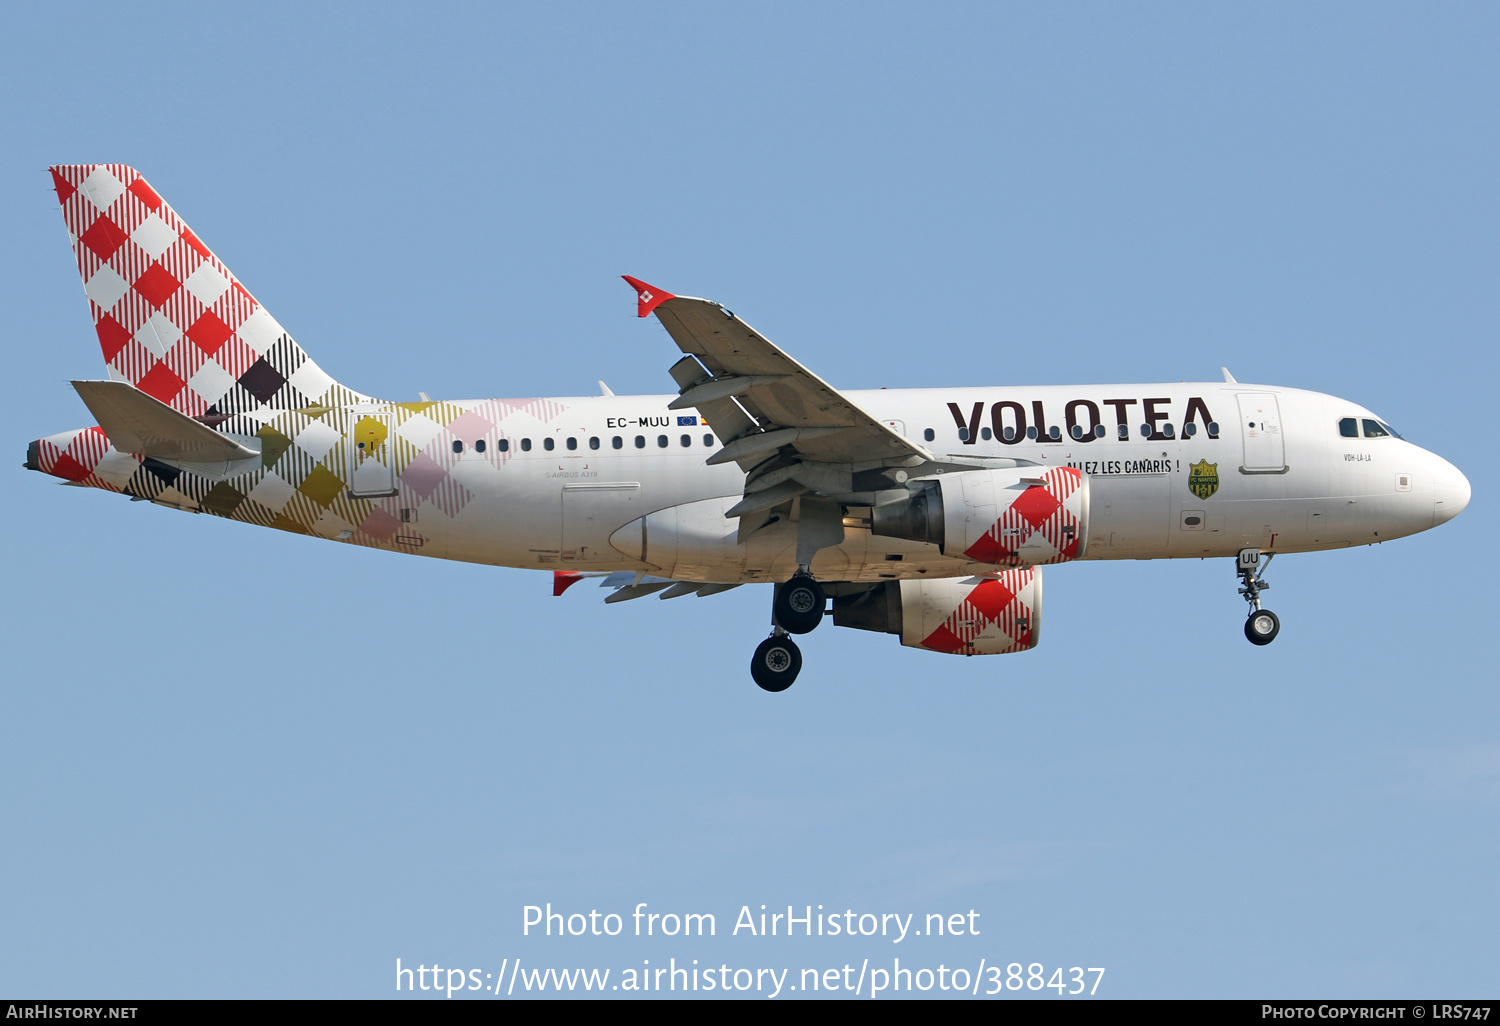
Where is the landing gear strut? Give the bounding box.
[1237,547,1280,646]
[751,632,802,692]
[773,574,825,635]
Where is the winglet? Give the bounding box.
[553,571,584,597]
[621,275,675,318]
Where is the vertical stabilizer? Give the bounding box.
[49,164,366,417]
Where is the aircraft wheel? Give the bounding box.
[773,576,825,635]
[1245,609,1280,646]
[751,635,802,692]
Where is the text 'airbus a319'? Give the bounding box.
[27,165,1471,690]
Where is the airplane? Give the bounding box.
[26,165,1472,692]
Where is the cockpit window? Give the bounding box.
[1339,417,1359,438]
[1362,419,1390,439]
[1379,421,1402,439]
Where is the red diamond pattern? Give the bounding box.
[137,361,186,404]
[95,314,132,362]
[50,168,76,204]
[964,578,1015,621]
[48,453,91,482]
[181,227,211,261]
[80,217,130,261]
[919,569,1039,655]
[186,311,233,355]
[133,262,180,308]
[1010,485,1061,528]
[963,468,1084,568]
[127,177,162,211]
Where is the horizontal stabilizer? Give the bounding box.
[71,380,258,461]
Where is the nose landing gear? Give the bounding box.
[1237,547,1280,646]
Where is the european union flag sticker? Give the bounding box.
[677,415,699,426]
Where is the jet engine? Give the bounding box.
[871,466,1088,565]
[832,570,1042,654]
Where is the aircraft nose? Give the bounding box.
[1432,456,1471,526]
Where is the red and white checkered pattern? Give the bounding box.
[961,467,1086,566]
[906,569,1041,655]
[50,165,357,416]
[32,426,140,492]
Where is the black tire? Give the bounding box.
[751,635,802,692]
[1244,609,1280,646]
[773,576,825,635]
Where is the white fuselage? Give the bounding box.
[356,381,1467,583]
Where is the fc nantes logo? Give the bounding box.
[1188,460,1219,500]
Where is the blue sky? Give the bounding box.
[1,2,1494,999]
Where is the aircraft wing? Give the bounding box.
[623,277,933,471]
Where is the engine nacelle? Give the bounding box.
[832,570,1042,655]
[871,466,1088,565]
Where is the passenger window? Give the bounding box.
[499,438,510,452]
[923,428,935,441]
[612,436,622,449]
[657,435,668,448]
[1339,417,1359,438]
[703,433,714,446]
[452,440,463,454]
[566,437,577,450]
[1117,424,1129,440]
[475,439,486,453]
[680,434,691,447]
[957,427,969,441]
[635,435,645,449]
[589,436,600,450]
[544,438,555,451]
[1363,419,1389,438]
[521,438,531,452]
[981,427,992,440]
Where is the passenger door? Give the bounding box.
[1236,393,1286,473]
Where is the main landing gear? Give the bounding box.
[751,632,802,692]
[752,574,827,692]
[1237,547,1280,646]
[773,574,826,635]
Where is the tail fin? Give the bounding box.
[49,164,365,417]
